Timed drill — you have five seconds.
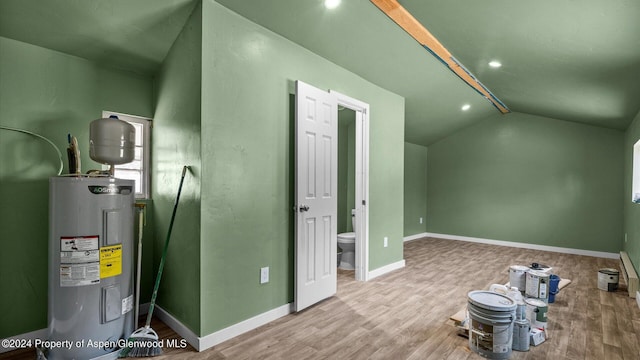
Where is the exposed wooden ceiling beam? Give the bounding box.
[370,0,510,114]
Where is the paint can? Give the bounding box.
[512,319,530,352]
[525,270,550,302]
[467,291,517,360]
[509,265,529,293]
[524,298,548,328]
[514,302,527,321]
[597,268,619,292]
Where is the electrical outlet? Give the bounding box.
[384,237,388,248]
[260,267,269,284]
[419,217,423,224]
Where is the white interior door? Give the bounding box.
[295,80,337,312]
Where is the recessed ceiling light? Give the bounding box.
[324,0,341,9]
[488,60,502,68]
[461,104,471,111]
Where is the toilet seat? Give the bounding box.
[337,232,355,243]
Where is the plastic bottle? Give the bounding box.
[508,286,531,351]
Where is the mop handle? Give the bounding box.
[145,166,189,327]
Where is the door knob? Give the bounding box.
[299,205,310,212]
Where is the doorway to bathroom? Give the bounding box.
[337,107,356,276]
[294,81,370,312]
[331,90,369,283]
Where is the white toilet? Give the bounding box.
[338,209,356,270]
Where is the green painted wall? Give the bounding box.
[338,109,355,234]
[199,0,404,335]
[623,109,640,275]
[346,116,356,233]
[427,112,624,253]
[404,142,428,236]
[0,36,153,338]
[152,3,202,335]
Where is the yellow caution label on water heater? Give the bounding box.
[100,244,122,278]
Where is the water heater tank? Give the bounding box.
[89,116,135,165]
[48,176,135,359]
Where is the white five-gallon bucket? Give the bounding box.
[468,291,517,359]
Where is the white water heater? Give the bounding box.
[48,176,135,359]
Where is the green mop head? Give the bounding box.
[119,326,162,358]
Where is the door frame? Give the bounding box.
[330,90,370,281]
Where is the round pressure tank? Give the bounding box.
[89,116,136,165]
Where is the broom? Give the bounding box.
[120,165,190,357]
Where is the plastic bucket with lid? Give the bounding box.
[467,291,517,359]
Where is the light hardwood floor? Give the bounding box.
[3,237,640,359]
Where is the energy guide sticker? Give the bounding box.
[60,236,100,287]
[100,244,122,279]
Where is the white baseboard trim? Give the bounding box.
[424,232,619,259]
[403,232,429,242]
[147,302,293,351]
[198,303,293,352]
[367,259,406,280]
[0,327,48,354]
[0,302,294,354]
[153,305,200,351]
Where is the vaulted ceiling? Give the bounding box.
[2,0,639,145]
[0,0,197,74]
